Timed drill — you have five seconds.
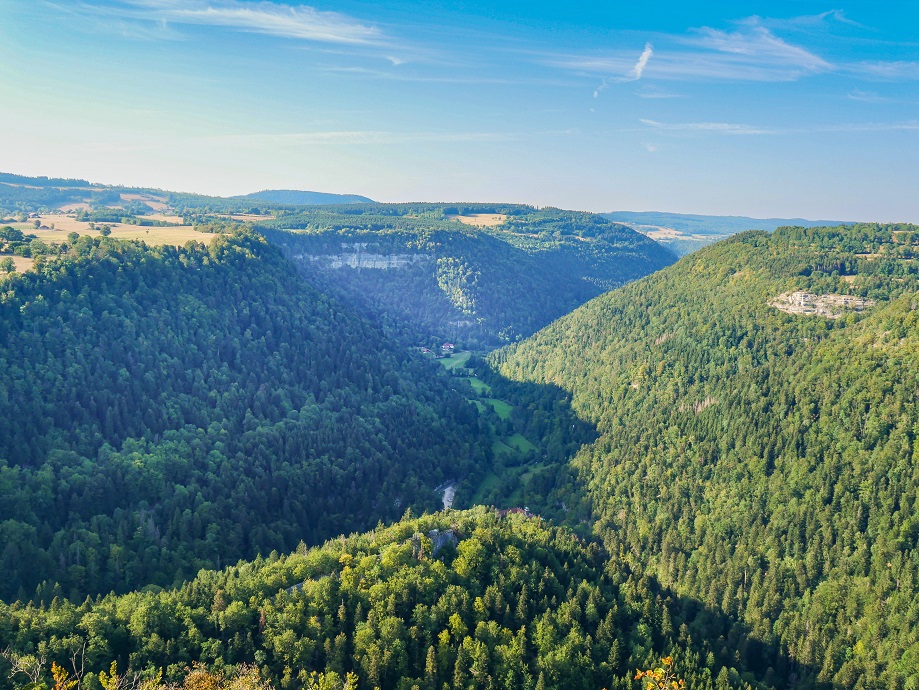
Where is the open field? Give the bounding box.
[463,376,491,395]
[230,213,275,222]
[0,256,35,273]
[120,193,169,211]
[446,213,508,227]
[517,462,546,492]
[440,350,472,370]
[484,398,512,419]
[470,471,501,504]
[49,192,170,212]
[633,224,724,242]
[463,384,516,428]
[507,433,536,453]
[10,215,215,247]
[492,439,515,457]
[147,213,186,224]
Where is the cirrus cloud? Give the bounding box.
[90,0,385,45]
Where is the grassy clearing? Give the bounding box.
[507,433,536,453]
[0,255,36,274]
[147,213,187,224]
[439,350,472,370]
[470,439,542,507]
[230,213,275,222]
[446,213,507,228]
[464,376,491,395]
[484,398,512,420]
[470,472,501,504]
[119,193,168,211]
[492,439,515,457]
[519,463,546,484]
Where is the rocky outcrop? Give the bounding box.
[771,291,874,318]
[293,243,434,270]
[427,528,458,556]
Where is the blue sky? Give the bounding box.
[1,1,918,219]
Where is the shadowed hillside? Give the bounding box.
[260,203,676,346]
[0,231,490,600]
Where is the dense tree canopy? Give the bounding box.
[494,224,919,689]
[0,508,770,690]
[9,169,916,690]
[0,232,489,601]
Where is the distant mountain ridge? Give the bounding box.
[0,173,374,214]
[0,172,92,188]
[604,210,855,256]
[235,189,374,205]
[603,210,853,235]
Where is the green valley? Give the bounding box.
[5,1,917,687]
[4,174,919,690]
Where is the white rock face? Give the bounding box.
[442,484,456,510]
[771,291,874,318]
[293,243,434,270]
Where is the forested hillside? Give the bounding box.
[494,224,919,688]
[0,232,489,601]
[9,172,912,689]
[260,204,675,346]
[0,178,675,348]
[0,507,774,690]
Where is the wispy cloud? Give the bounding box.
[684,22,831,74]
[752,9,866,31]
[640,119,779,135]
[89,0,384,45]
[850,61,919,80]
[200,129,575,147]
[593,42,653,97]
[554,16,835,85]
[809,9,863,27]
[635,85,684,99]
[823,121,919,132]
[549,13,919,87]
[630,42,654,79]
[847,89,890,103]
[639,118,919,136]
